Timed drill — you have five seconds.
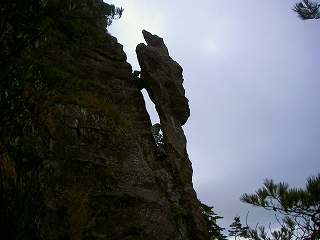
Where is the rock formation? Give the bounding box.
[45,27,208,238]
[137,30,208,239]
[43,30,208,239]
[137,30,190,126]
[1,1,209,238]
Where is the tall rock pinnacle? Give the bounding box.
[136,30,209,239]
[136,30,190,126]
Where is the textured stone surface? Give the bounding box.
[42,27,208,239]
[137,30,190,126]
[136,30,208,239]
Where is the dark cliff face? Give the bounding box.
[32,6,208,240]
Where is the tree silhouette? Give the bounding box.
[200,201,227,239]
[240,174,320,239]
[293,0,320,20]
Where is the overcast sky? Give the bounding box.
[104,0,320,235]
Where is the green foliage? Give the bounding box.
[200,201,227,240]
[170,203,187,220]
[293,0,320,20]
[229,214,297,240]
[229,216,249,239]
[228,213,298,240]
[240,174,320,239]
[104,3,124,26]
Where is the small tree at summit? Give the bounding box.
[105,3,124,26]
